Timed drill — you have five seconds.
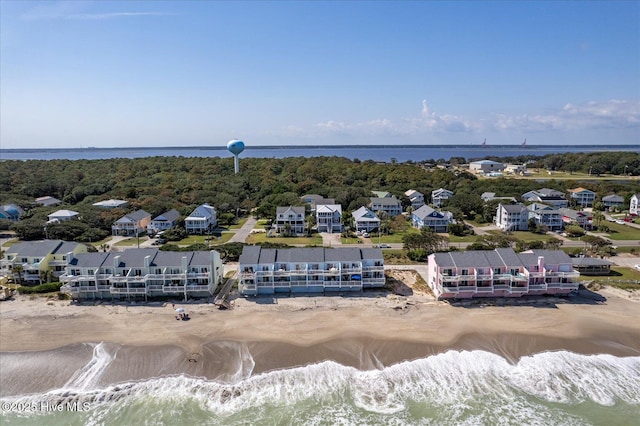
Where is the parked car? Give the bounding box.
[378,243,391,248]
[634,264,640,271]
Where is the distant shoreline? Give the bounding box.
[2,143,638,152]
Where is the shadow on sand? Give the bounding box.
[448,287,607,309]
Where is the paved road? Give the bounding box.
[228,217,258,243]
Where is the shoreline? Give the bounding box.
[1,287,639,356]
[1,288,640,398]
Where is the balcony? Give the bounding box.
[528,283,547,291]
[439,274,459,282]
[186,285,210,292]
[476,286,494,293]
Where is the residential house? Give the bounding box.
[522,188,569,208]
[411,205,452,233]
[404,190,425,210]
[631,194,640,216]
[301,194,336,212]
[559,208,592,229]
[147,209,180,234]
[495,203,529,231]
[427,248,579,299]
[568,187,596,207]
[1,240,87,283]
[369,197,402,217]
[316,204,342,233]
[35,196,62,207]
[352,206,380,233]
[60,249,223,300]
[93,199,129,209]
[527,203,563,231]
[431,188,454,208]
[469,160,505,174]
[112,210,152,236]
[185,204,217,234]
[371,190,394,199]
[602,194,624,211]
[0,204,24,222]
[571,257,612,276]
[273,206,306,235]
[481,192,517,203]
[238,246,385,295]
[47,209,80,223]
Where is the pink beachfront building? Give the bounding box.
[427,248,580,299]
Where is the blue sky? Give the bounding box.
[1,0,638,148]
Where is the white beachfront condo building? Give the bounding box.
[60,248,223,301]
[1,240,87,284]
[427,248,580,299]
[238,246,385,295]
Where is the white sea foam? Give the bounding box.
[2,350,639,423]
[63,342,118,391]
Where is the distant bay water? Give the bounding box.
[1,144,638,162]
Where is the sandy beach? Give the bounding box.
[1,279,639,359]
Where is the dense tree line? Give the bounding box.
[1,152,638,242]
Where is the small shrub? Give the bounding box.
[17,282,63,294]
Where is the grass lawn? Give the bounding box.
[114,237,150,246]
[587,267,640,291]
[383,250,413,265]
[245,233,323,246]
[228,217,248,230]
[448,235,480,243]
[485,230,556,242]
[597,222,640,240]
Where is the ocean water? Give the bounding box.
[1,342,639,425]
[1,144,639,162]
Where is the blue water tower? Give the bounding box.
[227,139,245,174]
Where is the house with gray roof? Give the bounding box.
[602,194,624,211]
[35,196,62,207]
[60,248,223,300]
[411,205,452,233]
[369,197,402,217]
[1,240,87,283]
[112,210,152,236]
[495,203,529,231]
[405,189,425,210]
[93,199,129,209]
[185,204,217,234]
[571,257,612,276]
[522,188,568,208]
[559,208,592,229]
[527,203,563,231]
[273,206,306,235]
[431,188,454,208]
[352,206,380,233]
[238,246,384,295]
[316,204,342,233]
[47,209,80,223]
[427,248,579,299]
[147,209,180,234]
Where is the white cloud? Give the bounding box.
[303,99,639,139]
[314,100,475,138]
[21,1,174,21]
[494,100,640,132]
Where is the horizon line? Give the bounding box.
[2,143,638,151]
